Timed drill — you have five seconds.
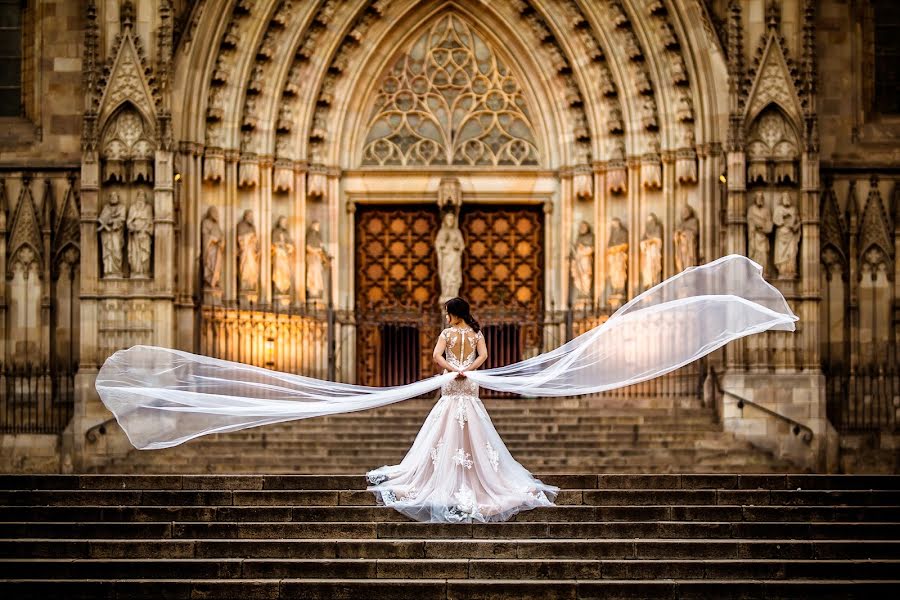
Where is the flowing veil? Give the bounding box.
[96,255,798,450]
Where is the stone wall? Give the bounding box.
[0,0,898,473]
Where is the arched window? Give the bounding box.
[0,0,25,117]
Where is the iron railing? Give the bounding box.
[0,363,75,434]
[825,362,899,432]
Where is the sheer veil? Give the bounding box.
[96,254,798,450]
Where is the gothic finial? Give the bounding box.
[766,0,780,30]
[801,0,817,103]
[83,0,99,96]
[121,0,135,28]
[726,1,745,121]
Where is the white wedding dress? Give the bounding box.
[365,326,559,523]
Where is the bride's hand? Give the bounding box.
[455,369,467,379]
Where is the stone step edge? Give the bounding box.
[1,578,899,587]
[5,538,899,544]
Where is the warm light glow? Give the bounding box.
[174,172,182,182]
[719,174,727,184]
[264,337,275,367]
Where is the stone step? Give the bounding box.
[4,489,899,507]
[5,474,898,490]
[4,538,900,560]
[1,520,897,540]
[2,578,897,600]
[0,558,898,580]
[3,504,897,524]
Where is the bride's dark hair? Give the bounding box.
[444,297,481,333]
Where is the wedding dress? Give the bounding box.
[366,326,558,523]
[96,255,800,521]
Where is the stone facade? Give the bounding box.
[0,0,897,473]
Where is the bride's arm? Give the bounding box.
[463,334,489,372]
[432,333,459,373]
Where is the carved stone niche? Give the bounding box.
[101,105,156,184]
[273,160,294,194]
[605,137,627,195]
[641,154,662,191]
[307,164,327,200]
[437,177,462,213]
[746,106,799,186]
[574,164,593,200]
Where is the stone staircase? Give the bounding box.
[96,394,795,474]
[1,473,899,598]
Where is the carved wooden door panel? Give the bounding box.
[460,206,543,367]
[355,206,441,386]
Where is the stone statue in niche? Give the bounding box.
[773,192,801,278]
[570,221,594,299]
[127,190,153,277]
[673,204,700,272]
[236,210,260,295]
[435,210,465,304]
[97,192,126,277]
[305,220,328,300]
[607,217,629,296]
[271,215,295,298]
[201,206,225,290]
[747,192,774,275]
[640,213,663,289]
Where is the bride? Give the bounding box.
[96,255,798,524]
[366,298,559,523]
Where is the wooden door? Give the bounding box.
[355,206,441,385]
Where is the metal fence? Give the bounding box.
[826,363,900,432]
[0,363,75,433]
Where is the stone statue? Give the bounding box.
[271,215,295,296]
[201,206,225,289]
[435,210,465,303]
[673,203,700,272]
[570,221,594,298]
[97,192,125,277]
[747,192,774,274]
[236,209,260,294]
[773,192,801,278]
[126,190,153,277]
[306,220,328,300]
[639,212,663,288]
[607,217,629,295]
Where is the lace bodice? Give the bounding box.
[440,326,483,370]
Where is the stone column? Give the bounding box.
[153,147,176,349]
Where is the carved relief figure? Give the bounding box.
[571,221,594,298]
[673,204,700,272]
[435,210,465,303]
[747,192,774,274]
[236,210,260,293]
[97,192,126,277]
[640,213,663,288]
[607,218,629,295]
[773,192,801,278]
[126,190,153,277]
[271,215,295,296]
[201,206,225,289]
[306,220,328,299]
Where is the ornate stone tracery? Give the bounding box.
[362,14,540,167]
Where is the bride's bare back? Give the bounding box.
[433,325,488,373]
